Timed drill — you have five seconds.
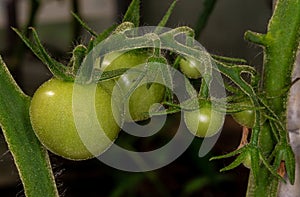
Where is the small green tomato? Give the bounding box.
[243,153,251,169]
[184,103,224,137]
[101,50,165,122]
[232,104,255,128]
[179,57,202,79]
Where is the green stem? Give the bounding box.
[245,0,300,196]
[0,56,58,197]
[262,0,300,115]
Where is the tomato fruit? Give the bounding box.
[184,103,224,137]
[101,50,165,122]
[243,153,251,169]
[231,104,255,128]
[30,78,120,160]
[179,57,202,79]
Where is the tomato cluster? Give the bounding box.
[30,50,167,160]
[30,49,256,160]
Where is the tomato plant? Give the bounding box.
[184,102,224,137]
[30,78,120,160]
[101,50,165,122]
[0,0,299,196]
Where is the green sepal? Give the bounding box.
[68,44,87,73]
[272,143,296,184]
[93,68,130,82]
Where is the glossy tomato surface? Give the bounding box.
[30,78,120,160]
[184,103,224,137]
[101,50,165,122]
[232,105,255,128]
[179,57,202,79]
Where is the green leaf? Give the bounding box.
[71,12,97,36]
[0,56,58,197]
[194,0,217,39]
[156,0,178,28]
[210,146,244,161]
[122,0,140,26]
[13,27,74,81]
[219,152,248,172]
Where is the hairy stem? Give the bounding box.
[0,56,58,197]
[245,0,300,196]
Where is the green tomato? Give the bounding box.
[243,153,251,169]
[179,57,202,79]
[101,50,165,122]
[184,103,224,137]
[232,106,255,128]
[30,78,120,160]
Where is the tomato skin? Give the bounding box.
[184,103,224,137]
[243,153,251,169]
[179,57,202,79]
[101,51,165,122]
[30,78,120,160]
[232,109,255,128]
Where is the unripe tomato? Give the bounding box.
[30,78,120,160]
[179,57,202,79]
[101,50,165,122]
[243,153,251,169]
[231,103,255,128]
[184,103,224,137]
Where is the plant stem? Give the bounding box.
[245,0,300,196]
[0,56,58,197]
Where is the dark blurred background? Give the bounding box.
[0,0,272,196]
